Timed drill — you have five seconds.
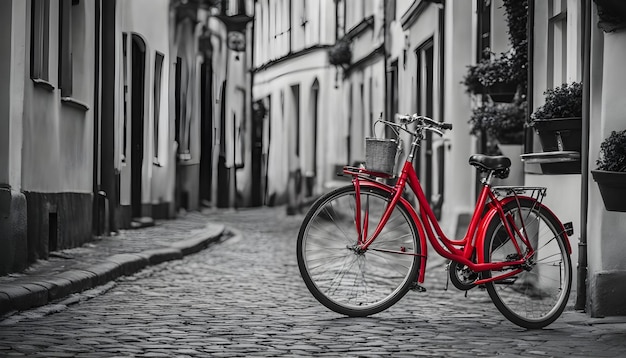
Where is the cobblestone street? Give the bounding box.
[1,206,625,357]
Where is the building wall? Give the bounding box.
[110,0,177,224]
[529,0,584,300]
[23,0,96,260]
[22,1,95,194]
[339,0,385,169]
[0,0,28,275]
[252,0,336,209]
[586,6,626,316]
[441,0,475,235]
[253,50,334,206]
[0,0,97,274]
[118,0,174,215]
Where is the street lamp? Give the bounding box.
[215,13,253,52]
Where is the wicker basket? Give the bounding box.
[365,137,397,175]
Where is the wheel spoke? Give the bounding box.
[483,198,571,329]
[297,186,421,316]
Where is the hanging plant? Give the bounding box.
[328,38,352,67]
[463,0,528,97]
[462,63,486,95]
[596,130,626,172]
[594,0,626,33]
[530,82,583,153]
[530,82,583,121]
[592,129,626,211]
[469,101,526,145]
[462,51,518,101]
[502,0,528,94]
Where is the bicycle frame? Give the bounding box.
[344,141,571,286]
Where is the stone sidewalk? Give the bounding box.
[0,210,226,317]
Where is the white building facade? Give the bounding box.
[252,0,338,212]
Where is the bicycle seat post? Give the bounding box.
[482,171,495,187]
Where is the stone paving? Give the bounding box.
[0,206,625,357]
[0,211,225,315]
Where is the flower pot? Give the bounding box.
[532,117,582,152]
[487,82,517,103]
[591,170,626,212]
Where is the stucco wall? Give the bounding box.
[118,0,174,209]
[587,22,626,317]
[441,0,475,235]
[253,50,334,204]
[21,0,95,194]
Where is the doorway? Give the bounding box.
[415,39,444,219]
[130,35,145,218]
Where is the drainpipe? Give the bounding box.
[93,0,101,235]
[101,0,117,233]
[382,0,388,121]
[526,0,534,156]
[576,0,592,311]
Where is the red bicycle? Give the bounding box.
[297,114,573,329]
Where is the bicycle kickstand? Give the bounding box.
[409,282,427,292]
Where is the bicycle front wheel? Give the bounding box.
[483,198,572,329]
[297,185,421,317]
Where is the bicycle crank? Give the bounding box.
[447,260,478,291]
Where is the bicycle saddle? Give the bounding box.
[469,155,511,179]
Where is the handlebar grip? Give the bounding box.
[441,123,453,130]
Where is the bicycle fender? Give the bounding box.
[357,181,428,283]
[475,196,572,264]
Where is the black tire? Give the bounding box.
[297,185,421,317]
[482,198,572,329]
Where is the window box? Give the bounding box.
[521,151,581,175]
[531,117,582,152]
[592,129,626,211]
[592,170,626,212]
[487,81,518,103]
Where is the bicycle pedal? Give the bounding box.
[409,282,427,292]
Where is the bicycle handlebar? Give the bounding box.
[393,114,453,133]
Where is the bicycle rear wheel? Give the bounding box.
[482,198,572,329]
[297,185,421,317]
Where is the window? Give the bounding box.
[291,85,300,157]
[476,0,491,61]
[174,57,191,160]
[311,80,319,173]
[368,77,374,137]
[59,0,73,97]
[153,53,164,164]
[58,0,88,110]
[122,33,129,164]
[336,0,345,39]
[386,0,397,23]
[31,0,50,84]
[386,61,398,138]
[547,0,567,88]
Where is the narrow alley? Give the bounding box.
[1,207,625,357]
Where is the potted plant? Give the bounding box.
[529,82,583,152]
[469,101,527,184]
[463,52,518,102]
[462,63,486,95]
[469,101,526,145]
[591,129,626,212]
[594,0,626,33]
[328,38,351,69]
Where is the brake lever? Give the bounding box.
[425,127,445,137]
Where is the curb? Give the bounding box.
[0,224,225,317]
